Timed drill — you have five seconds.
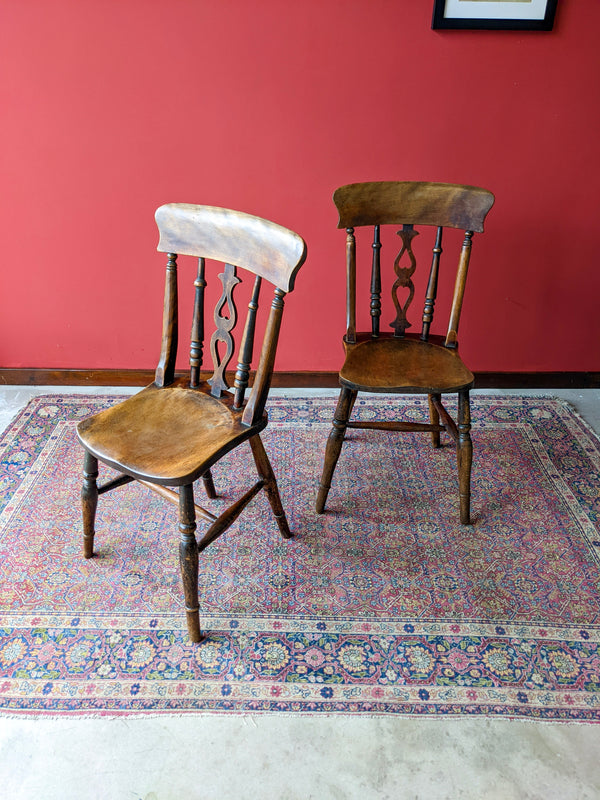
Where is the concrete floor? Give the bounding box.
[0,386,599,800]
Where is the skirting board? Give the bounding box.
[0,369,599,389]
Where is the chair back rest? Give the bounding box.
[154,203,307,425]
[333,181,494,347]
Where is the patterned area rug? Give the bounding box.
[0,394,599,719]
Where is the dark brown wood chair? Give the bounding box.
[316,181,494,524]
[77,204,306,642]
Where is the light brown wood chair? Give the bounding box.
[316,181,494,524]
[77,204,307,642]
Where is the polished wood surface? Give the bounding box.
[340,333,474,393]
[317,181,494,525]
[76,204,306,642]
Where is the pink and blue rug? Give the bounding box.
[0,394,599,719]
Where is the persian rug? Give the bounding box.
[0,394,599,720]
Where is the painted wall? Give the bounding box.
[1,1,598,373]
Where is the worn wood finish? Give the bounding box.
[317,181,494,524]
[340,334,474,393]
[334,181,494,232]
[155,204,306,292]
[76,204,306,641]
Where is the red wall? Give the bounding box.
[1,0,599,373]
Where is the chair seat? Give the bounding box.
[339,335,474,393]
[76,381,265,485]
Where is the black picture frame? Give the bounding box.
[432,0,558,31]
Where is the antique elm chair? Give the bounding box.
[316,181,494,524]
[77,204,307,642]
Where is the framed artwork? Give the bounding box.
[432,0,558,31]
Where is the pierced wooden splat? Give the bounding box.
[190,258,207,388]
[390,224,419,337]
[208,263,241,397]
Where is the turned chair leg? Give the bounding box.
[82,451,99,559]
[249,434,292,539]
[179,484,201,642]
[316,387,357,514]
[201,468,217,499]
[457,390,473,525]
[428,393,441,449]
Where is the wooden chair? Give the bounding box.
[77,204,306,642]
[316,181,494,524]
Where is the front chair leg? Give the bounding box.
[249,434,292,539]
[179,484,201,642]
[457,390,473,525]
[316,387,357,514]
[82,451,99,559]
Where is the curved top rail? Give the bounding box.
[333,181,494,233]
[156,203,307,292]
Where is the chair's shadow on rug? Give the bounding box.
[0,394,599,719]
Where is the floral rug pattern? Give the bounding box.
[0,394,599,718]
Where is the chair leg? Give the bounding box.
[179,484,201,642]
[428,393,441,448]
[81,451,98,559]
[249,434,292,539]
[457,390,472,525]
[316,387,357,514]
[201,468,217,499]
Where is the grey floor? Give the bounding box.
[0,386,599,800]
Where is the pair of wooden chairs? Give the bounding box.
[77,183,494,641]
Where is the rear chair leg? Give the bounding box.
[179,484,201,642]
[201,468,217,499]
[249,434,292,539]
[316,387,357,513]
[457,390,472,525]
[82,451,98,559]
[428,393,441,448]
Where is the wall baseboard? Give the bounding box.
[0,369,598,389]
